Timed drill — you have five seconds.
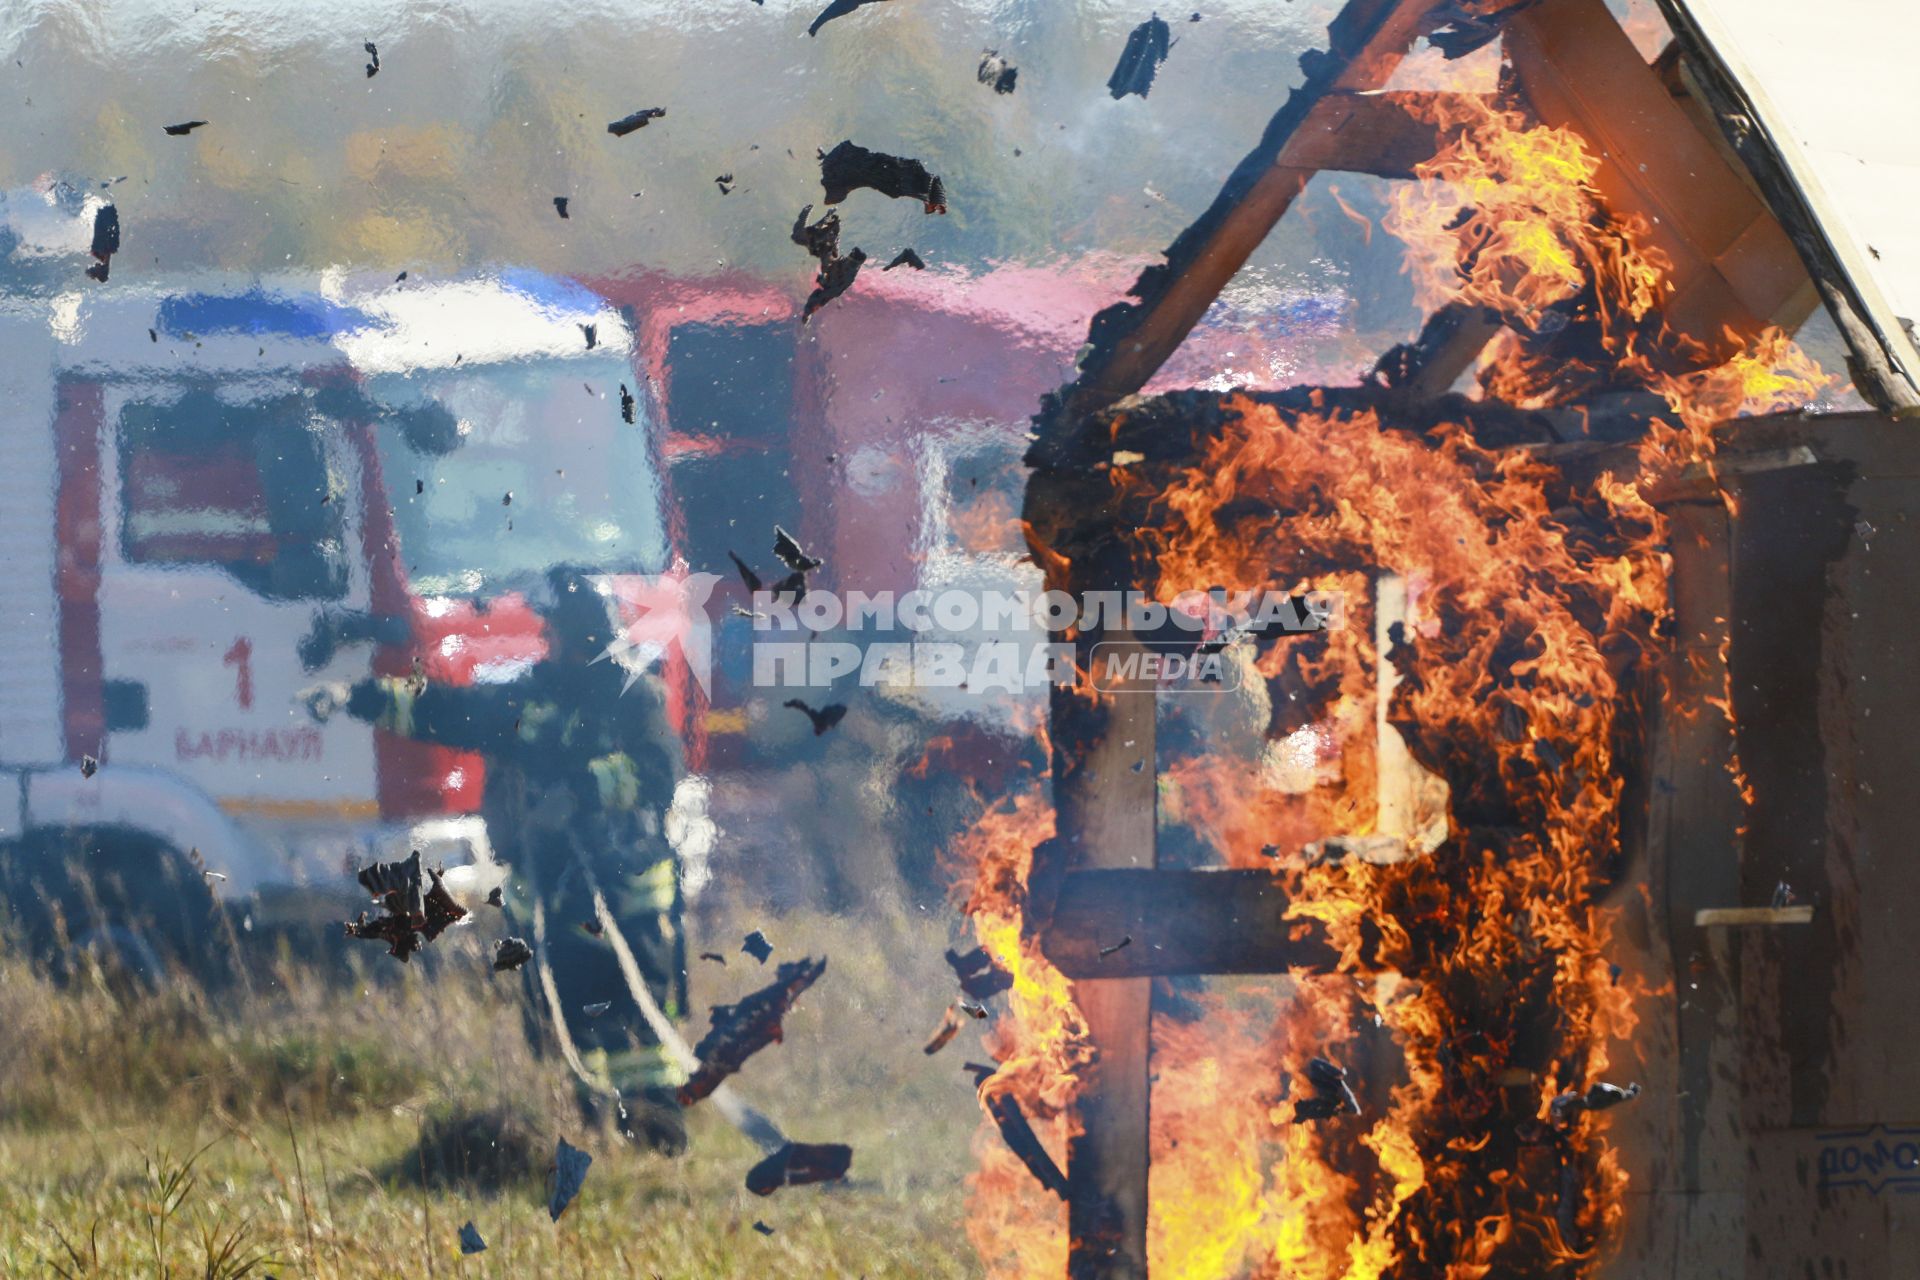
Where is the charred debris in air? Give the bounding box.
[742,929,774,964]
[967,1061,1069,1200]
[607,107,667,137]
[677,956,828,1106]
[1107,13,1172,99]
[1291,1056,1363,1123]
[727,523,821,604]
[342,849,468,963]
[784,698,846,736]
[977,50,1018,95]
[807,0,892,38]
[794,142,946,319]
[745,1140,853,1195]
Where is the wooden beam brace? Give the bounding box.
[1287,90,1489,180]
[1049,642,1158,1280]
[1040,869,1341,979]
[1504,0,1817,361]
[1049,0,1440,428]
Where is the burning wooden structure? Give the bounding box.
[952,0,1920,1275]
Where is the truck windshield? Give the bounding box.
[371,359,668,595]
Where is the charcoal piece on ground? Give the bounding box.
[1106,14,1171,99]
[742,929,773,963]
[678,956,828,1105]
[162,120,208,135]
[883,248,925,271]
[745,1141,853,1195]
[818,140,946,214]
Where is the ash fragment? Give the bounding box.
[783,698,846,735]
[977,50,1018,94]
[344,850,469,963]
[547,1138,591,1221]
[1291,1056,1361,1122]
[745,1140,853,1195]
[86,204,119,282]
[790,204,841,266]
[1549,1080,1641,1128]
[806,0,891,37]
[607,107,667,137]
[802,248,866,321]
[923,1005,964,1055]
[946,946,1013,1001]
[971,1068,1068,1200]
[818,140,946,213]
[1106,14,1171,99]
[678,956,828,1105]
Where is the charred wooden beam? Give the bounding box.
[1369,303,1509,401]
[1048,639,1158,1280]
[1043,0,1444,432]
[1285,90,1489,180]
[985,1090,1071,1201]
[1029,384,1576,478]
[1039,869,1342,979]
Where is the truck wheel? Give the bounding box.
[0,827,222,987]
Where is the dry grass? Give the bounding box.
[0,905,992,1278]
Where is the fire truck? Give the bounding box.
[0,193,682,973]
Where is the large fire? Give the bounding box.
[948,62,1830,1280]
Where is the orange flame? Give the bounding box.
[950,60,1833,1280]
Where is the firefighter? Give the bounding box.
[303,565,687,1149]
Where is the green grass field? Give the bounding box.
[0,906,988,1278]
